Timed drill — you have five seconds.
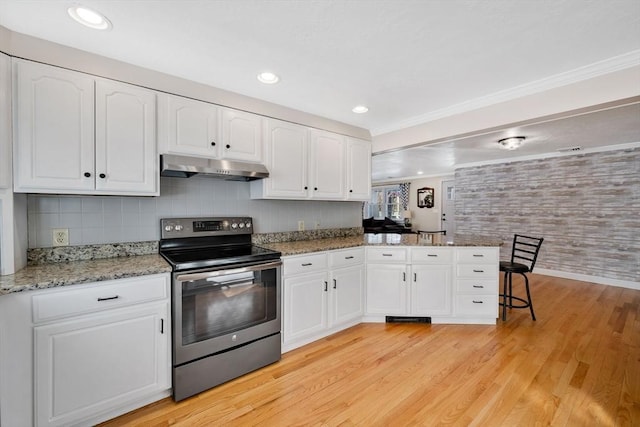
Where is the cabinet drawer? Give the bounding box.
[457,248,498,264]
[457,264,498,279]
[455,295,498,317]
[456,279,498,294]
[283,253,328,276]
[329,247,364,268]
[32,274,169,323]
[411,247,453,264]
[367,247,407,263]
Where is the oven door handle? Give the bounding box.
[176,260,282,282]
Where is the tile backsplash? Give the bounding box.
[27,176,362,248]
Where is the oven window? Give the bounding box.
[180,268,277,346]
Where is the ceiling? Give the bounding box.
[1,0,639,181]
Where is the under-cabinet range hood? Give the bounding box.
[160,154,269,181]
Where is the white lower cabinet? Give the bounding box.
[282,248,364,352]
[0,274,172,427]
[453,247,500,323]
[366,247,453,318]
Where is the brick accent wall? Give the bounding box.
[455,147,639,283]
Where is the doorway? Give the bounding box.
[441,180,456,236]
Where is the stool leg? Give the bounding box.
[502,271,509,321]
[522,273,536,321]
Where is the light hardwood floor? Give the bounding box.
[101,274,639,426]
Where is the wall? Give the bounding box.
[455,147,639,284]
[26,176,362,248]
[405,176,450,231]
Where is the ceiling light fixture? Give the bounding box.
[67,5,112,30]
[497,136,526,150]
[352,105,369,114]
[257,72,280,84]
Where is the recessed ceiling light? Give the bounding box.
[497,136,526,150]
[352,105,369,114]
[257,72,280,84]
[68,5,112,30]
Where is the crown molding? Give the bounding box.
[371,50,640,137]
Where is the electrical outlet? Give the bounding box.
[298,221,305,231]
[52,228,69,246]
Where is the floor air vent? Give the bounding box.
[385,316,431,324]
[557,146,583,152]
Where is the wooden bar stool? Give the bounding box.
[500,234,544,321]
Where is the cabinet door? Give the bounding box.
[410,264,452,316]
[34,302,170,427]
[159,94,220,157]
[95,80,158,195]
[13,59,95,192]
[0,53,10,189]
[263,119,309,198]
[365,264,407,315]
[221,108,263,162]
[330,265,364,326]
[345,138,371,201]
[308,129,345,199]
[283,272,328,344]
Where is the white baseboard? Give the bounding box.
[534,268,640,291]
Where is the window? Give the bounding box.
[366,185,402,220]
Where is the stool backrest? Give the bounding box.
[510,234,544,272]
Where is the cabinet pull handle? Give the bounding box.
[97,295,119,301]
[324,281,328,292]
[301,263,313,266]
[99,173,106,179]
[345,256,354,259]
[427,254,438,257]
[473,285,484,288]
[473,269,484,273]
[414,273,417,282]
[403,272,406,282]
[473,254,484,257]
[160,319,164,334]
[333,279,337,289]
[382,253,393,257]
[84,172,91,178]
[472,300,483,304]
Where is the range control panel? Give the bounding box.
[161,217,253,239]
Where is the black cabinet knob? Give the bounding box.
[226,144,231,149]
[99,173,106,179]
[314,187,318,191]
[211,141,216,146]
[304,186,308,190]
[349,189,353,193]
[84,172,91,178]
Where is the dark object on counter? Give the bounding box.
[363,217,414,234]
[499,234,544,321]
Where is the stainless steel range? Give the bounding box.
[159,217,282,401]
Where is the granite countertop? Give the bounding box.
[261,233,502,256]
[0,254,171,296]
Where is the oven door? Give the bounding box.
[173,260,281,366]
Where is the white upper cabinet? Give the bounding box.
[345,137,371,201]
[13,59,158,195]
[95,79,157,194]
[220,108,263,163]
[0,52,11,189]
[257,119,308,198]
[252,121,371,201]
[13,59,95,192]
[308,129,345,200]
[158,93,220,158]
